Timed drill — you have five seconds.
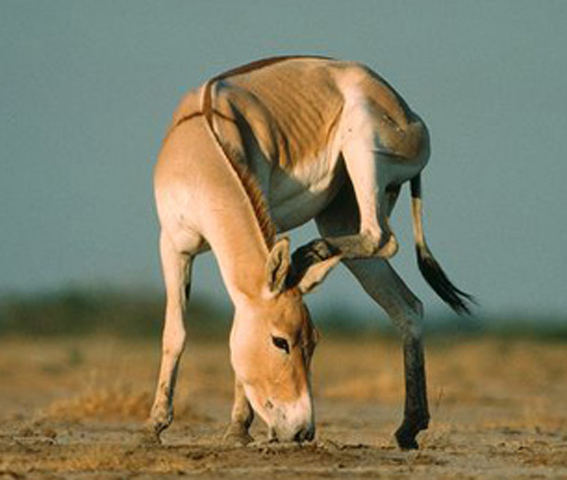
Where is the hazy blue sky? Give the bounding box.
[1,1,566,321]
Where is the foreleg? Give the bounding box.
[222,379,255,445]
[147,232,192,442]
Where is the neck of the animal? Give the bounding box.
[206,206,270,306]
[195,133,272,306]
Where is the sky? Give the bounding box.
[1,1,566,322]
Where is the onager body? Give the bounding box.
[150,56,473,449]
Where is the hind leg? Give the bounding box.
[315,182,429,449]
[339,130,401,258]
[342,258,429,449]
[289,141,403,284]
[315,147,399,260]
[290,179,400,285]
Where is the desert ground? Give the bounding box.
[1,332,566,479]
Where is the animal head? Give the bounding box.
[230,237,340,442]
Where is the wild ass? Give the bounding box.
[149,56,473,449]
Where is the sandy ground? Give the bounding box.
[0,333,566,479]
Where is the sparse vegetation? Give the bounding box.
[0,289,230,338]
[1,288,565,340]
[1,335,567,478]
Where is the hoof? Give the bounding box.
[138,429,162,447]
[222,424,254,447]
[394,418,428,450]
[139,417,167,447]
[292,239,338,268]
[376,234,398,259]
[395,428,419,450]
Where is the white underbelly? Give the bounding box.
[267,158,346,232]
[269,190,335,232]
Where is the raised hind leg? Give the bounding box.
[315,182,429,450]
[317,144,399,259]
[290,180,400,284]
[222,379,255,445]
[146,232,193,442]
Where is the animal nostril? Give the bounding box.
[268,427,278,442]
[293,425,315,443]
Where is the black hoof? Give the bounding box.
[287,239,339,288]
[292,240,337,268]
[395,427,419,450]
[394,418,429,450]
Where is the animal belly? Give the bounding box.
[269,190,332,232]
[268,163,346,232]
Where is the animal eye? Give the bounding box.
[272,336,290,354]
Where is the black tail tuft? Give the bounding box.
[416,246,476,315]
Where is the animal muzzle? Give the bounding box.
[269,422,315,443]
[268,395,315,443]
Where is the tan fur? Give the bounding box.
[149,57,440,447]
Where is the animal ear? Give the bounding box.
[297,255,341,294]
[265,237,291,294]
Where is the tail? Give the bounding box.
[410,175,476,315]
